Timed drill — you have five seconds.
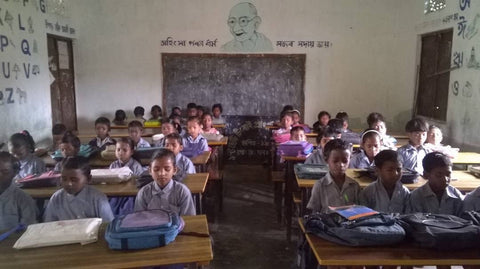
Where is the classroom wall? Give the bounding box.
[69,0,418,134]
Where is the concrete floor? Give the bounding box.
[206,164,297,269]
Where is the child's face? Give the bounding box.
[128,127,143,143]
[363,136,381,159]
[61,168,89,195]
[8,143,29,160]
[425,165,451,194]
[281,115,293,129]
[95,123,109,139]
[292,113,300,124]
[0,159,15,193]
[173,108,182,116]
[372,121,387,136]
[326,149,350,178]
[202,115,213,130]
[213,107,221,118]
[150,156,177,188]
[115,142,133,163]
[165,138,183,155]
[53,134,64,150]
[291,130,306,142]
[407,131,427,147]
[320,115,330,126]
[197,109,204,118]
[59,143,78,158]
[187,121,202,139]
[376,160,402,187]
[427,128,443,146]
[161,123,176,136]
[188,108,198,117]
[151,108,161,118]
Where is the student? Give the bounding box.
[306,139,360,213]
[165,133,196,182]
[212,103,225,124]
[423,125,459,158]
[272,111,293,144]
[291,109,311,133]
[202,113,220,134]
[170,106,182,118]
[88,117,116,151]
[134,149,196,215]
[182,116,209,158]
[51,123,67,151]
[133,106,146,123]
[305,126,340,165]
[359,150,410,213]
[8,131,46,180]
[349,129,382,169]
[154,120,178,147]
[0,151,37,230]
[44,156,114,222]
[112,109,127,126]
[397,117,430,174]
[196,105,205,118]
[367,112,397,149]
[312,111,331,133]
[464,186,480,211]
[128,120,151,149]
[149,105,163,121]
[290,125,306,142]
[408,152,464,216]
[169,115,185,135]
[54,131,81,172]
[186,102,198,117]
[336,111,361,145]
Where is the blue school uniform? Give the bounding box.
[44,185,114,222]
[110,158,145,177]
[135,138,151,149]
[463,187,480,211]
[341,129,361,145]
[14,153,46,180]
[0,182,37,230]
[359,179,410,213]
[212,115,225,125]
[397,143,430,174]
[181,134,209,158]
[134,180,196,216]
[408,183,464,216]
[174,153,196,182]
[304,149,326,165]
[88,136,116,151]
[348,150,374,169]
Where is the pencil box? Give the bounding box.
[105,209,184,250]
[17,171,61,188]
[277,141,313,157]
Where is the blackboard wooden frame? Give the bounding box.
[161,53,306,118]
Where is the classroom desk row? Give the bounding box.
[0,215,213,269]
[110,123,226,129]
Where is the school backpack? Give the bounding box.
[294,164,329,179]
[105,209,184,250]
[361,167,419,184]
[277,141,314,157]
[399,213,480,250]
[303,212,406,247]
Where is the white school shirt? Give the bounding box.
[174,153,196,182]
[0,182,37,230]
[463,187,480,211]
[408,183,464,216]
[110,158,145,177]
[134,180,196,216]
[44,185,114,222]
[397,143,430,174]
[135,138,151,149]
[359,179,410,213]
[307,173,360,213]
[14,153,46,180]
[348,150,375,169]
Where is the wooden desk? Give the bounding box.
[207,136,228,147]
[453,152,480,165]
[191,151,211,173]
[0,215,213,269]
[110,125,162,130]
[212,124,226,129]
[298,218,480,266]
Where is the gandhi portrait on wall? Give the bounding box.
[221,2,273,52]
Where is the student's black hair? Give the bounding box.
[128,120,143,129]
[95,117,111,129]
[361,129,381,144]
[212,103,223,113]
[170,106,182,117]
[165,133,183,146]
[0,151,21,174]
[167,115,183,133]
[323,139,351,160]
[61,131,81,150]
[280,111,293,120]
[405,117,429,133]
[187,103,197,109]
[316,126,340,144]
[422,152,451,173]
[201,112,213,120]
[367,112,385,128]
[151,105,162,113]
[61,156,91,179]
[281,105,294,113]
[116,137,135,151]
[290,125,305,135]
[374,149,401,168]
[52,123,67,135]
[335,111,349,123]
[113,109,127,122]
[151,148,177,167]
[187,116,201,125]
[327,118,344,133]
[196,105,204,112]
[317,111,331,120]
[9,130,35,153]
[134,106,145,117]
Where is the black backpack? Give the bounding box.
[399,213,480,250]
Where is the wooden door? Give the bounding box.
[47,35,77,131]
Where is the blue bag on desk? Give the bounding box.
[105,209,184,250]
[277,141,313,157]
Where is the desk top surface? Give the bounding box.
[453,152,480,165]
[0,215,212,269]
[298,218,480,266]
[23,173,209,198]
[207,136,228,146]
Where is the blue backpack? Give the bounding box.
[105,209,184,250]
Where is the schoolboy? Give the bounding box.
[44,156,114,222]
[165,133,196,182]
[408,152,464,216]
[312,111,330,133]
[128,120,151,149]
[305,126,340,165]
[134,149,196,215]
[290,125,306,142]
[88,117,116,151]
[181,116,209,158]
[335,111,361,145]
[51,123,67,151]
[359,150,410,213]
[306,139,360,213]
[397,117,430,174]
[186,102,198,117]
[54,131,81,172]
[0,151,37,230]
[348,129,381,169]
[133,106,146,123]
[367,112,397,149]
